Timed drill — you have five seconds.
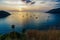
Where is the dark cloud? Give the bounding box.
[55,0,60,2]
[21,0,35,4]
[22,0,31,3]
[55,3,60,8]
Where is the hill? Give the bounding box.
[0,11,11,18]
[46,8,60,13]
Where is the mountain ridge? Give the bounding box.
[46,8,60,13]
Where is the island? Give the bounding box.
[0,11,11,18]
[46,8,60,13]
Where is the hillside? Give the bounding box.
[46,8,60,13]
[0,11,11,18]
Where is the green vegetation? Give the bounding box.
[0,34,3,39]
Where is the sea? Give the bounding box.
[0,12,60,34]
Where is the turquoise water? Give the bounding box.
[0,12,60,34]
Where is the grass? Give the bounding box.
[26,30,60,40]
[0,29,60,40]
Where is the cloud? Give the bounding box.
[34,0,60,2]
[55,2,60,8]
[0,0,60,12]
[0,0,25,4]
[34,0,60,8]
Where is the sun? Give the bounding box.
[17,6,23,11]
[19,8,23,11]
[17,5,28,11]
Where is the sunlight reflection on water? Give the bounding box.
[7,12,53,27]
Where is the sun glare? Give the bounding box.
[18,6,28,11]
[18,8,23,11]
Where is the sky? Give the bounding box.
[0,0,60,12]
